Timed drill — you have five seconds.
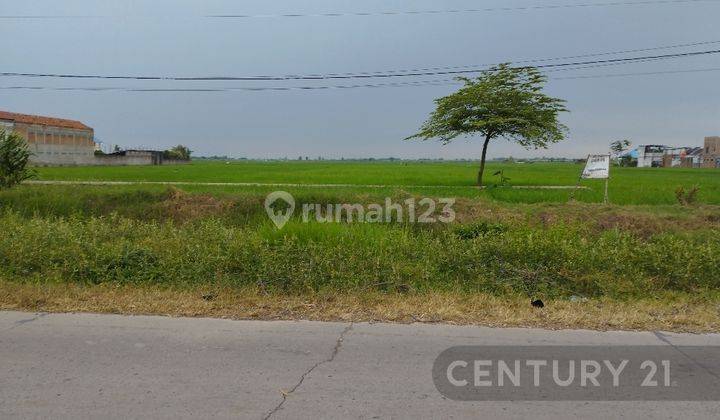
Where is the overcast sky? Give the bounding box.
[1,0,719,159]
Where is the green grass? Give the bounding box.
[1,160,718,308]
[0,160,718,333]
[1,211,718,299]
[33,160,720,205]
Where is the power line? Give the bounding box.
[554,66,720,79]
[210,0,720,18]
[2,49,719,82]
[541,55,679,72]
[364,39,720,75]
[0,80,450,92]
[2,67,719,92]
[1,0,717,19]
[206,0,719,18]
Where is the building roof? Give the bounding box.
[0,110,92,131]
[665,146,704,156]
[620,149,639,159]
[686,147,704,156]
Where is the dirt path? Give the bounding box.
[27,180,588,189]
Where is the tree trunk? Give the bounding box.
[477,135,492,187]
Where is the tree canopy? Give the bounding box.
[407,64,568,186]
[610,139,631,154]
[163,145,192,161]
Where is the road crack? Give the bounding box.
[262,323,353,420]
[654,330,720,381]
[2,312,49,332]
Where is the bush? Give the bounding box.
[675,185,700,206]
[0,130,35,189]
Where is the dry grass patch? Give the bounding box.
[450,199,720,235]
[155,187,234,222]
[1,280,718,333]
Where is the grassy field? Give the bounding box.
[2,160,720,331]
[34,160,720,205]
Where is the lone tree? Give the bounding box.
[610,139,631,156]
[163,144,192,161]
[0,130,35,189]
[610,139,634,167]
[406,64,568,186]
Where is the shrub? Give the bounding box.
[675,185,700,206]
[0,130,35,189]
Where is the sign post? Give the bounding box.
[604,175,609,204]
[581,154,611,204]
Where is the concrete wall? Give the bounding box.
[163,159,191,165]
[30,143,98,166]
[12,122,97,166]
[95,151,189,166]
[34,153,190,167]
[94,154,155,166]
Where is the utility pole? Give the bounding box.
[604,153,610,204]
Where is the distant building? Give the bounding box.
[1,110,188,166]
[0,110,96,165]
[686,147,704,167]
[663,146,704,168]
[96,149,167,166]
[636,145,666,168]
[702,136,720,168]
[623,138,719,168]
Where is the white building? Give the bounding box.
[636,145,666,168]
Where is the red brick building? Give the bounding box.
[0,110,96,165]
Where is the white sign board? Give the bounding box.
[581,154,610,179]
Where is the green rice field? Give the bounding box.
[31,160,720,205]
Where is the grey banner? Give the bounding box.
[433,346,720,401]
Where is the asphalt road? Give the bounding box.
[1,311,719,419]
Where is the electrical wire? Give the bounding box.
[204,0,720,18]
[2,67,719,92]
[1,0,716,19]
[2,49,719,81]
